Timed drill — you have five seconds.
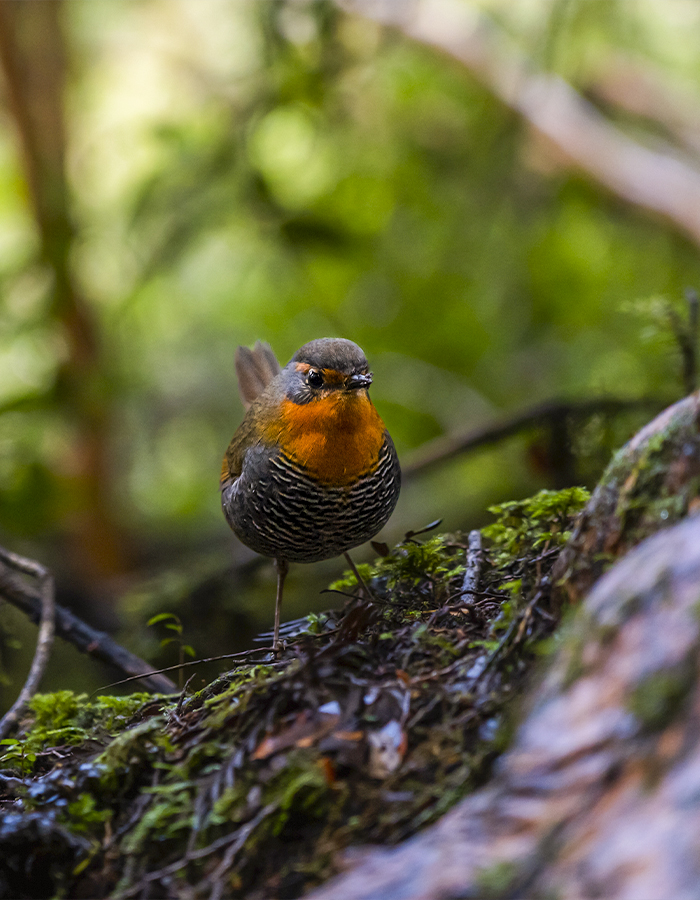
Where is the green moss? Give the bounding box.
[0,691,160,772]
[92,717,166,791]
[601,405,700,543]
[266,753,332,836]
[29,690,155,729]
[329,535,464,593]
[627,661,696,732]
[483,487,590,567]
[65,793,113,833]
[329,563,374,593]
[209,781,253,826]
[123,791,195,853]
[474,860,521,897]
[28,690,83,727]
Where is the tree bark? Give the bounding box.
[0,0,129,584]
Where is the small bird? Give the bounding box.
[221,338,401,650]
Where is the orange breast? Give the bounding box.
[265,392,386,486]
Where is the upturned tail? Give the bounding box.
[235,341,281,409]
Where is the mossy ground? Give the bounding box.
[0,488,588,900]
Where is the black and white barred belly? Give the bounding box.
[221,436,401,562]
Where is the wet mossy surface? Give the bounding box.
[555,393,700,604]
[0,489,589,899]
[627,658,698,733]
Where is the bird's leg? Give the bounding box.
[273,557,289,651]
[343,551,372,599]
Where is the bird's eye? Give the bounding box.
[307,369,324,388]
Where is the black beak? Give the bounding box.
[347,372,372,390]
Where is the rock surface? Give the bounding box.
[554,390,700,604]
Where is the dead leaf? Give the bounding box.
[252,704,341,760]
[368,720,407,779]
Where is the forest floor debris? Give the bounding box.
[0,488,588,900]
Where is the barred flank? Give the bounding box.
[222,437,401,562]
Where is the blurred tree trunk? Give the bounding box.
[0,0,129,586]
[347,0,700,250]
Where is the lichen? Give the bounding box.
[628,659,696,732]
[474,859,521,897]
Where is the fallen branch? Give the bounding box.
[0,547,55,740]
[0,548,176,695]
[589,54,700,159]
[461,529,482,605]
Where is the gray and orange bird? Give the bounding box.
[220,338,401,649]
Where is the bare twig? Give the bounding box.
[115,802,276,900]
[343,550,373,598]
[0,771,26,792]
[95,646,274,693]
[461,530,483,606]
[401,396,662,478]
[175,674,197,718]
[666,289,699,395]
[0,549,176,694]
[344,0,700,250]
[0,547,55,739]
[684,289,699,394]
[207,805,276,900]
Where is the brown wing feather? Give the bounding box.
[221,412,263,487]
[221,342,282,490]
[235,341,281,410]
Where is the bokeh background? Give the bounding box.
[1,0,699,699]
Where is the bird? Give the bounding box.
[220,338,401,651]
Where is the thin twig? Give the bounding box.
[206,804,275,900]
[175,674,197,717]
[95,646,274,693]
[684,288,699,394]
[343,551,373,598]
[0,548,55,740]
[0,553,176,694]
[401,396,663,478]
[115,803,276,899]
[0,771,27,792]
[461,530,483,606]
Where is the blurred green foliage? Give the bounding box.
[1,0,700,680]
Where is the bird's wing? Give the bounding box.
[235,341,281,410]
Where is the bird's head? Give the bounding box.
[282,338,373,405]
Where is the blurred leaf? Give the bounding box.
[147,614,178,627]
